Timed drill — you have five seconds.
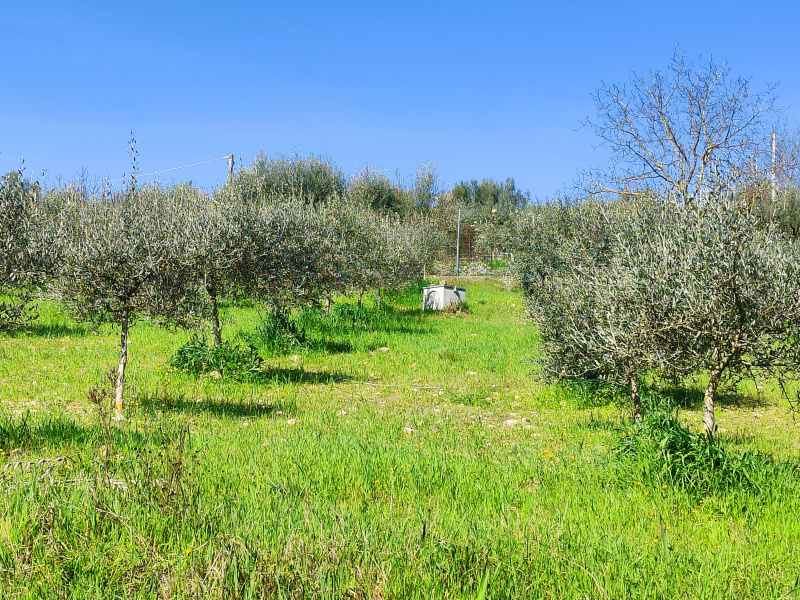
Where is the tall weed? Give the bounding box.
[616,408,797,497]
[169,336,263,379]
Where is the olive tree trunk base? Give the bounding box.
[114,310,130,421]
[631,374,642,423]
[703,376,718,437]
[208,284,222,346]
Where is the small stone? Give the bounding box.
[378,347,390,353]
[503,419,519,427]
[287,419,297,426]
[208,371,222,380]
[466,371,478,376]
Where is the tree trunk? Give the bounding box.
[325,294,332,314]
[207,282,222,346]
[630,374,642,423]
[703,340,739,437]
[114,308,130,421]
[703,365,724,437]
[376,288,382,309]
[358,288,365,309]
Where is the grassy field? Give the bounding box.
[1,279,799,599]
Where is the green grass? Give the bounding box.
[1,280,799,599]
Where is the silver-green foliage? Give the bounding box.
[0,172,42,331]
[46,184,206,417]
[230,152,346,205]
[347,168,409,215]
[48,185,201,327]
[522,197,800,432]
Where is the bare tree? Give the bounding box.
[585,52,778,202]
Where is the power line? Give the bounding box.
[341,159,596,169]
[88,154,595,186]
[104,155,231,183]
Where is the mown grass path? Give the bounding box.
[1,280,798,598]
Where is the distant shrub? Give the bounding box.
[231,152,345,205]
[347,168,410,214]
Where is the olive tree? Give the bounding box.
[521,199,657,421]
[170,185,263,345]
[521,196,800,433]
[380,217,435,297]
[629,198,800,435]
[244,199,318,310]
[412,163,441,211]
[347,169,409,215]
[48,185,199,419]
[0,171,41,331]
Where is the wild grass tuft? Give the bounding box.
[616,408,798,497]
[244,308,306,356]
[169,336,263,379]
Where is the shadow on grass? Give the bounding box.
[300,305,434,337]
[21,321,98,339]
[150,367,349,414]
[244,304,434,359]
[0,411,146,453]
[660,387,768,410]
[251,367,351,386]
[303,339,354,354]
[135,390,301,418]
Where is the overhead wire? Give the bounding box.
[90,154,595,187]
[102,155,231,183]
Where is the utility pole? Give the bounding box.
[455,208,461,277]
[227,154,234,184]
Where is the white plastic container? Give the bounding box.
[422,284,467,311]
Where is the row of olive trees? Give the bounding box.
[521,195,800,435]
[227,152,532,267]
[2,175,436,419]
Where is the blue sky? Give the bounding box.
[2,1,798,199]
